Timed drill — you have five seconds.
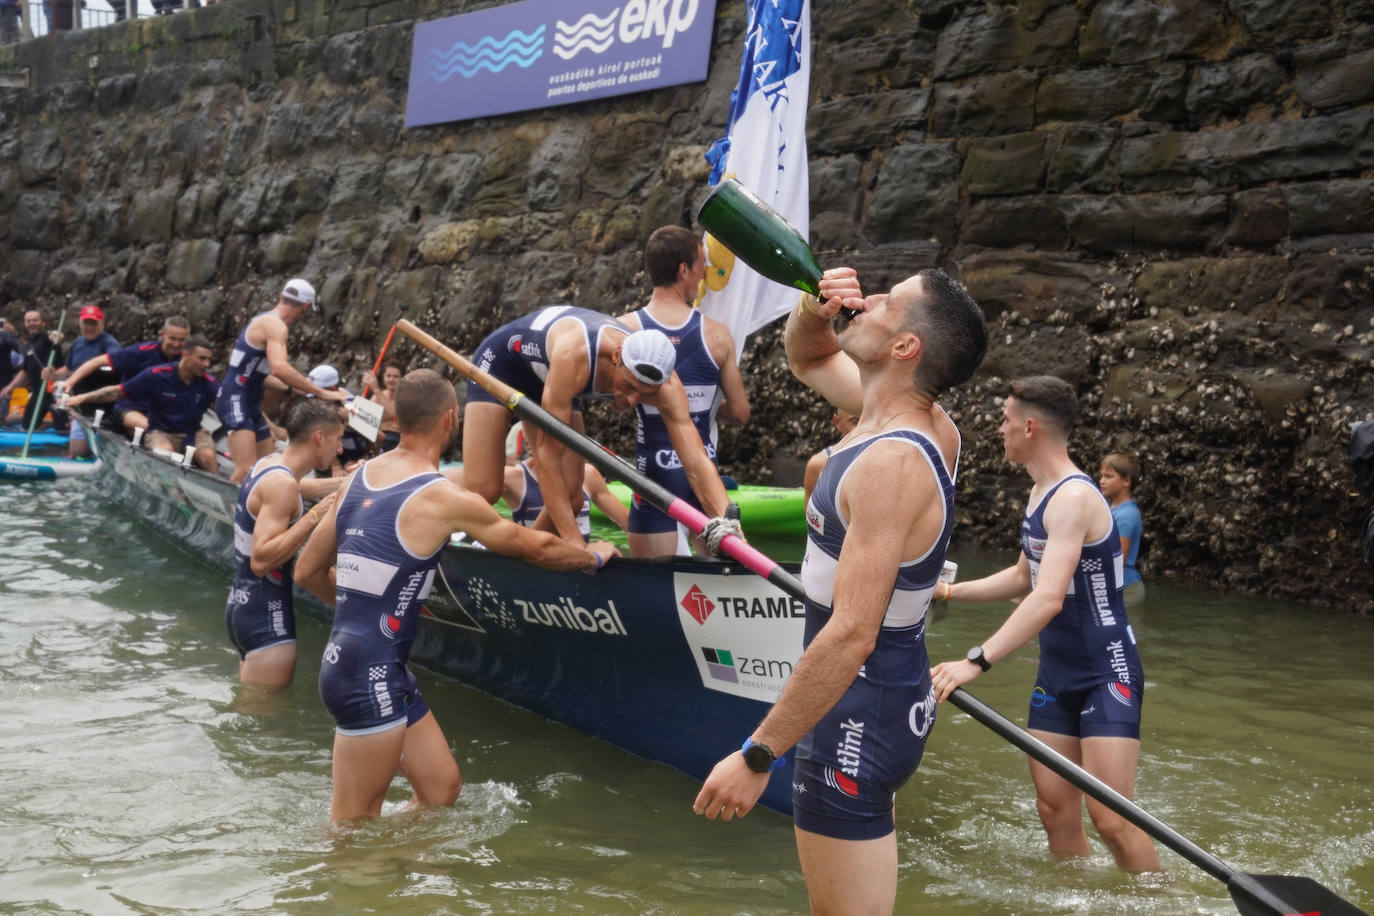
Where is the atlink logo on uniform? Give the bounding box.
[834,718,865,788]
[518,596,627,635]
[507,334,542,359]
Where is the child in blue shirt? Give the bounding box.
[1099,452,1145,606]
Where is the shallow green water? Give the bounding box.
[1,479,1370,914]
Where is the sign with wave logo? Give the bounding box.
[406,0,717,128]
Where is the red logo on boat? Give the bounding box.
[681,585,714,624]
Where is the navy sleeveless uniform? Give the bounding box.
[626,308,721,535]
[793,427,956,840]
[467,305,625,409]
[1022,474,1145,740]
[510,459,591,538]
[214,315,273,441]
[225,459,301,658]
[318,467,447,735]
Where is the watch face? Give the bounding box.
[743,743,774,773]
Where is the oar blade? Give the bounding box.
[1230,874,1370,916]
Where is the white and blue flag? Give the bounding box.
[697,0,811,361]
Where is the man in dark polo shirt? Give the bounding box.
[67,336,221,473]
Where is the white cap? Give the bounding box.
[620,329,676,386]
[308,364,340,388]
[282,278,317,309]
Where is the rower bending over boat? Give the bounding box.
[617,226,750,557]
[296,369,620,826]
[694,268,987,916]
[225,398,345,692]
[461,305,736,548]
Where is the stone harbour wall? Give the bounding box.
[2,0,1373,610]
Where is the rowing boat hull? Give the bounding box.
[79,419,804,814]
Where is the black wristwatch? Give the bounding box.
[966,645,991,672]
[741,737,786,774]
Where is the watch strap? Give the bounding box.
[741,737,787,773]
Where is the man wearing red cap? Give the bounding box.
[51,304,120,455]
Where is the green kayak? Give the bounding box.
[590,481,806,538]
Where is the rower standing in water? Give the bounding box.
[225,399,345,692]
[296,369,620,825]
[693,267,987,915]
[931,376,1160,873]
[618,226,750,557]
[216,279,347,483]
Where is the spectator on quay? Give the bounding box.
[1099,452,1145,607]
[0,310,63,433]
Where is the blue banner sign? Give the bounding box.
[406,0,718,128]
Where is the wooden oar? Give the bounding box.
[398,317,1367,916]
[21,304,69,460]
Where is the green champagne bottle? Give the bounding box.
[696,178,857,319]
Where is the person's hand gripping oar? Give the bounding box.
[348,305,407,453]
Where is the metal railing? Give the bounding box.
[2,0,209,43]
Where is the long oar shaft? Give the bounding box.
[400,317,1352,916]
[945,691,1300,915]
[21,305,69,460]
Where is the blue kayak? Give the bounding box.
[0,428,69,448]
[0,455,99,481]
